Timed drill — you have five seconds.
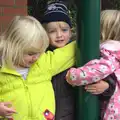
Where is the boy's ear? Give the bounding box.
[71,33,77,41]
[69,29,72,38]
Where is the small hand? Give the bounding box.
[85,80,109,94]
[66,71,71,83]
[0,102,16,117]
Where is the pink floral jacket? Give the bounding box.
[67,40,120,120]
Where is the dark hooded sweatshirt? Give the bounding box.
[47,45,75,120]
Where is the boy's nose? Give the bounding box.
[57,31,62,37]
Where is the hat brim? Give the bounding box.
[41,12,72,28]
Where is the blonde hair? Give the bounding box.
[0,16,49,68]
[43,21,71,31]
[101,10,120,42]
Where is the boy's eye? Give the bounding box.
[62,28,69,32]
[48,30,55,33]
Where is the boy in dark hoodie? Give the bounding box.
[41,1,116,120]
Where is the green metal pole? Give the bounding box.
[75,0,100,120]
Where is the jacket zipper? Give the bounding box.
[23,80,32,118]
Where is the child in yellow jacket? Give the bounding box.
[0,15,75,120]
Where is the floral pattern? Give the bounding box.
[66,40,120,120]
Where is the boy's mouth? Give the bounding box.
[56,40,64,43]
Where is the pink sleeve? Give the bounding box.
[67,56,120,86]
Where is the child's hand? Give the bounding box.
[66,69,77,86]
[85,80,109,94]
[0,102,16,117]
[66,71,71,84]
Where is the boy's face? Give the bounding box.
[45,21,72,48]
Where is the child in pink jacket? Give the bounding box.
[66,10,120,120]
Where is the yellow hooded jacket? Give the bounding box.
[0,41,76,120]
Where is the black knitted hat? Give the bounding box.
[41,1,72,28]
